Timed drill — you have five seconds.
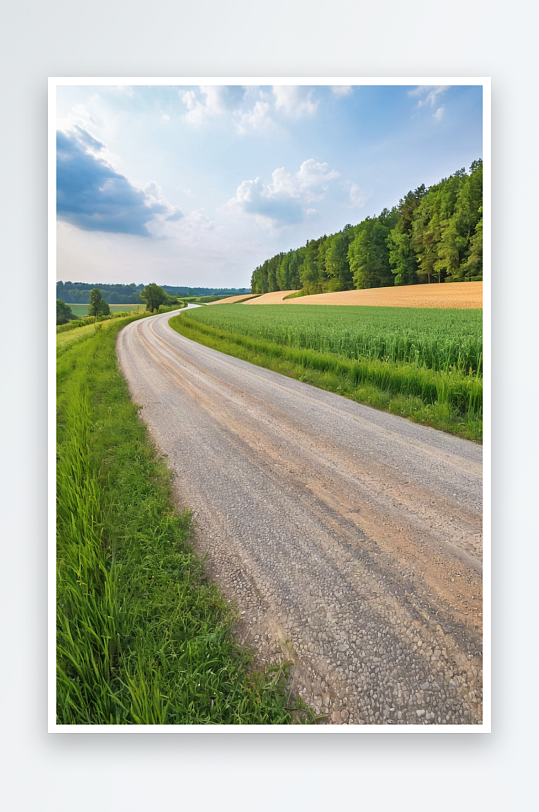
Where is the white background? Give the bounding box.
[1,1,536,809]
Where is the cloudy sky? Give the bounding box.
[55,82,483,289]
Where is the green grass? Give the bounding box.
[65,303,143,318]
[169,304,482,442]
[57,315,304,725]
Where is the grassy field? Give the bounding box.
[57,315,304,725]
[170,304,482,442]
[65,303,143,318]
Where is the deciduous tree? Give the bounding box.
[141,283,168,312]
[89,288,110,317]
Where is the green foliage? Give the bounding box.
[349,211,397,289]
[56,309,134,334]
[140,283,168,312]
[325,225,354,291]
[56,299,75,325]
[57,282,250,304]
[170,305,482,442]
[62,303,142,318]
[56,317,298,725]
[250,162,483,294]
[88,288,110,317]
[387,186,426,285]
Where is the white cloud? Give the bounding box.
[153,206,215,244]
[227,159,340,227]
[272,86,318,117]
[179,86,246,124]
[273,159,340,201]
[178,85,323,131]
[349,183,372,208]
[237,100,273,133]
[177,208,214,236]
[331,86,353,96]
[143,181,184,232]
[178,89,206,124]
[433,106,445,122]
[409,85,449,108]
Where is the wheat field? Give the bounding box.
[244,282,483,309]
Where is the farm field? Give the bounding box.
[65,303,143,318]
[247,281,483,309]
[171,303,482,441]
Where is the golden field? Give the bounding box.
[244,282,482,309]
[207,293,260,305]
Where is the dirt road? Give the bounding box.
[117,311,483,725]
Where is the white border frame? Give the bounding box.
[49,77,490,734]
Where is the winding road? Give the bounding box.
[117,309,483,725]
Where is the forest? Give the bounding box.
[250,161,483,295]
[55,282,250,304]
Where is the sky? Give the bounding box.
[55,82,483,289]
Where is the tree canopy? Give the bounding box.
[88,288,110,317]
[141,283,169,312]
[56,300,75,325]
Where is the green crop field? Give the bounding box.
[170,304,483,441]
[65,303,143,318]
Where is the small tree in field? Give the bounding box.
[89,288,110,318]
[141,283,168,312]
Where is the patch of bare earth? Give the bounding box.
[207,294,260,305]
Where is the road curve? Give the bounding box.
[117,311,483,725]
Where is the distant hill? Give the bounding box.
[56,281,251,304]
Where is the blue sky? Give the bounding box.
[56,82,483,288]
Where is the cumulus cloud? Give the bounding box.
[56,128,183,236]
[272,86,318,117]
[179,85,245,124]
[227,159,339,227]
[177,85,325,131]
[409,85,449,108]
[236,100,273,133]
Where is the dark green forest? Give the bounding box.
[56,282,250,304]
[251,161,483,295]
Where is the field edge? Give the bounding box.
[169,312,482,443]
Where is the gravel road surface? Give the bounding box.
[117,310,483,725]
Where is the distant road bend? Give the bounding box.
[117,309,483,725]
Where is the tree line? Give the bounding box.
[56,281,250,304]
[251,160,483,295]
[57,284,181,324]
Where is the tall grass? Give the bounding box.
[170,304,482,442]
[56,316,300,725]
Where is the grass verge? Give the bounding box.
[57,315,303,724]
[169,314,482,442]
